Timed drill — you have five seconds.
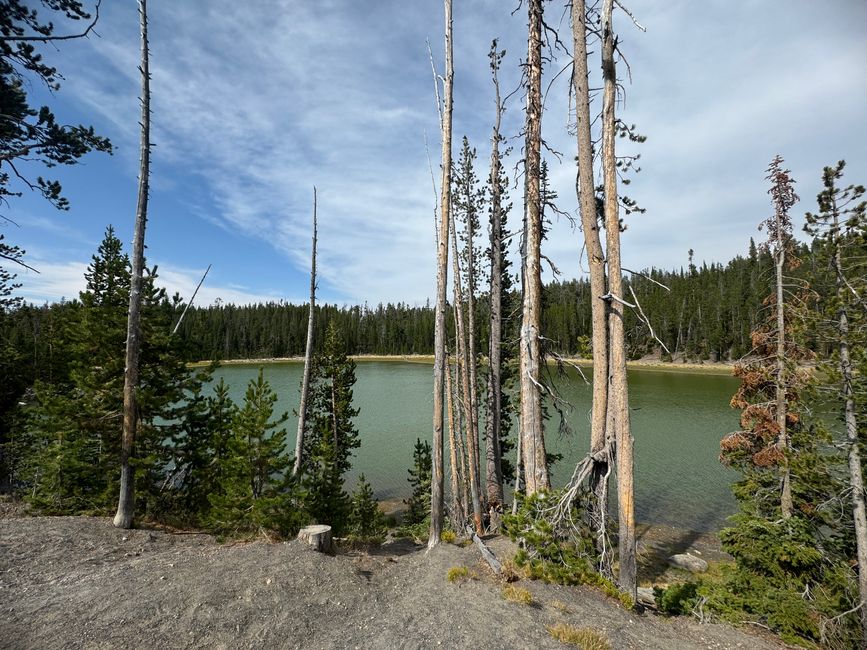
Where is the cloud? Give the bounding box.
[40,0,867,306]
[15,257,286,307]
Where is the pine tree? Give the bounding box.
[301,323,360,535]
[404,438,432,526]
[208,368,302,537]
[18,227,210,517]
[349,474,386,540]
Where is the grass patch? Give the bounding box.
[547,624,611,649]
[440,530,457,543]
[502,584,533,605]
[548,599,572,614]
[446,566,475,583]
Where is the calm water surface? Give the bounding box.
[211,361,740,532]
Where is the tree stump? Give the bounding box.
[297,525,333,553]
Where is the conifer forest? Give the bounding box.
[1,1,866,648]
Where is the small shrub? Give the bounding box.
[446,566,474,583]
[653,581,698,616]
[440,529,457,544]
[547,623,611,649]
[502,584,533,605]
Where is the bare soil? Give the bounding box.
[0,514,783,650]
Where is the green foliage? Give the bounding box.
[348,474,386,540]
[207,368,305,537]
[503,491,630,607]
[12,227,210,518]
[653,582,698,616]
[301,323,360,535]
[403,437,431,526]
[0,1,112,212]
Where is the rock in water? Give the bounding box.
[297,525,333,553]
[668,553,708,573]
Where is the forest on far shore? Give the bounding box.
[2,237,815,370]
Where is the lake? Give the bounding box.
[210,361,741,533]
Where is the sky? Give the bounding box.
[5,0,866,307]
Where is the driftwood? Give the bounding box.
[467,527,501,574]
[297,525,333,553]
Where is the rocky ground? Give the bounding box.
[0,513,784,650]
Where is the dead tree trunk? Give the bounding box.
[572,0,610,554]
[445,352,466,524]
[600,0,636,599]
[429,0,453,549]
[451,217,484,534]
[113,0,150,530]
[774,230,793,519]
[831,207,867,644]
[293,188,317,477]
[484,41,506,510]
[518,0,549,495]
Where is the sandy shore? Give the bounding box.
[190,354,735,375]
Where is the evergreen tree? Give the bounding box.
[348,474,386,539]
[301,323,360,535]
[16,227,209,517]
[404,438,432,526]
[208,368,303,537]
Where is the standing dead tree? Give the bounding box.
[113,0,150,529]
[293,187,318,477]
[600,0,635,598]
[450,214,484,534]
[518,0,550,496]
[571,0,611,560]
[762,155,798,520]
[429,0,453,549]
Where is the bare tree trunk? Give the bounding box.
[465,207,481,515]
[774,234,793,519]
[451,217,484,534]
[293,188,317,477]
[831,209,867,644]
[113,0,150,530]
[572,0,610,552]
[485,46,506,509]
[429,0,453,549]
[519,0,549,495]
[446,352,466,524]
[601,0,636,599]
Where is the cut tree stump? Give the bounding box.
[297,525,333,553]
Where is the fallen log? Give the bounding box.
[468,527,502,574]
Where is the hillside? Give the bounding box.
[0,516,781,650]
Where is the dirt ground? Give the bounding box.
[0,514,784,650]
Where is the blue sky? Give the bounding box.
[6,0,866,307]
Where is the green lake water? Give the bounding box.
[211,361,740,533]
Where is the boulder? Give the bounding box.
[668,553,708,573]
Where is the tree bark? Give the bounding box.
[293,188,317,477]
[518,0,549,495]
[113,0,150,530]
[451,217,484,534]
[445,352,466,524]
[572,0,610,552]
[429,0,453,549]
[485,46,505,509]
[831,204,867,645]
[298,524,333,553]
[774,229,793,519]
[600,0,636,599]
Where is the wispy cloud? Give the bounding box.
[36,0,867,306]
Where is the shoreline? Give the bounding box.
[190,354,736,376]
